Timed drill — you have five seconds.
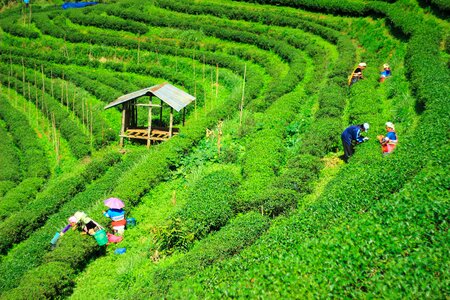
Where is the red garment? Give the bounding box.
[107,233,123,243]
[111,219,127,227]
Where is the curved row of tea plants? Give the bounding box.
[153,0,449,297]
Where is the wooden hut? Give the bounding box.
[104,82,195,147]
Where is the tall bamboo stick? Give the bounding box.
[239,64,247,127]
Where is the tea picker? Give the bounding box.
[348,62,366,86]
[341,123,370,163]
[52,212,108,246]
[103,197,127,236]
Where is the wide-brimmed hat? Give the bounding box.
[359,62,367,67]
[385,122,395,130]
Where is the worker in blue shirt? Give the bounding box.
[341,123,369,162]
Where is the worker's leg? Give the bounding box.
[342,140,354,163]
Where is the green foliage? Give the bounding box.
[0,96,50,179]
[0,150,140,294]
[65,8,148,34]
[150,212,270,298]
[0,177,45,221]
[2,262,75,300]
[0,120,21,182]
[0,151,121,254]
[0,181,16,197]
[0,18,39,39]
[155,167,240,254]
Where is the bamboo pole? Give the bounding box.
[72,87,76,114]
[22,59,25,95]
[193,54,197,120]
[61,71,64,105]
[137,33,141,65]
[239,64,247,127]
[82,98,85,128]
[171,190,176,206]
[217,120,223,156]
[34,67,38,118]
[50,69,54,100]
[90,103,93,147]
[66,81,69,109]
[41,65,46,118]
[216,63,219,98]
[210,68,214,111]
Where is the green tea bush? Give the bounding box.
[0,18,39,39]
[0,121,20,182]
[2,262,75,300]
[155,167,240,254]
[0,150,140,293]
[0,181,15,198]
[0,177,45,221]
[0,69,92,158]
[0,60,246,297]
[231,0,367,16]
[150,212,270,298]
[65,9,148,35]
[0,151,121,254]
[0,95,50,179]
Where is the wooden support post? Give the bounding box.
[120,105,126,147]
[182,107,186,126]
[160,99,163,124]
[147,96,153,148]
[169,107,173,137]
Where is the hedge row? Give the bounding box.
[166,1,450,297]
[64,8,148,35]
[0,95,50,179]
[231,0,367,16]
[151,212,270,298]
[0,119,20,182]
[0,67,92,158]
[0,177,45,221]
[156,0,345,43]
[0,66,248,297]
[0,181,16,198]
[0,18,39,39]
[155,167,241,254]
[0,149,144,293]
[0,150,121,255]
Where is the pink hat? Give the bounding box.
[68,216,78,223]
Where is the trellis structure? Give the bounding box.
[104,82,195,147]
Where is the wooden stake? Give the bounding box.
[82,98,85,128]
[215,63,219,98]
[90,103,93,147]
[137,33,141,65]
[239,64,247,127]
[61,71,64,105]
[50,69,54,99]
[72,87,76,114]
[66,81,69,109]
[171,190,176,206]
[217,120,223,156]
[22,59,25,95]
[193,53,197,119]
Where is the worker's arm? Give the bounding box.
[60,224,72,235]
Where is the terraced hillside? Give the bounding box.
[0,0,448,298]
